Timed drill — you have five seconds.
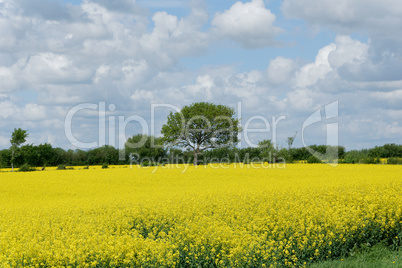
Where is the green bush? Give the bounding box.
[102,163,109,169]
[307,155,322,163]
[57,165,67,170]
[18,163,36,172]
[342,155,358,163]
[387,157,402,165]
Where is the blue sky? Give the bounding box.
[0,0,401,150]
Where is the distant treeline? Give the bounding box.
[0,135,401,168]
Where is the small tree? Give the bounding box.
[286,131,297,150]
[285,132,297,163]
[10,128,28,171]
[161,102,241,165]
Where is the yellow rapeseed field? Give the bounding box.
[0,164,401,267]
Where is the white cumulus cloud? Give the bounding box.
[212,0,283,48]
[294,44,336,88]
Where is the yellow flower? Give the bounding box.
[0,164,400,267]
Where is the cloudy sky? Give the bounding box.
[0,0,401,151]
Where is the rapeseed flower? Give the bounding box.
[0,164,401,267]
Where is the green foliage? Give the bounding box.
[2,125,400,167]
[102,163,109,169]
[286,131,297,149]
[237,147,264,163]
[201,147,236,163]
[167,148,187,164]
[64,149,88,166]
[276,147,293,163]
[362,157,381,164]
[307,155,322,163]
[125,134,166,164]
[10,128,28,148]
[368,143,402,158]
[161,102,241,165]
[170,144,347,164]
[0,149,11,168]
[343,149,368,163]
[57,165,67,170]
[258,139,277,163]
[37,143,60,166]
[18,163,36,172]
[340,144,402,164]
[292,145,345,162]
[3,142,65,168]
[21,144,39,167]
[87,145,119,165]
[387,157,402,165]
[324,146,343,163]
[10,128,28,171]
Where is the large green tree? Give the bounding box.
[10,128,28,171]
[161,102,241,165]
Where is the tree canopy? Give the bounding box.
[10,128,28,171]
[161,102,241,165]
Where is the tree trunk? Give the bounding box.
[193,149,199,166]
